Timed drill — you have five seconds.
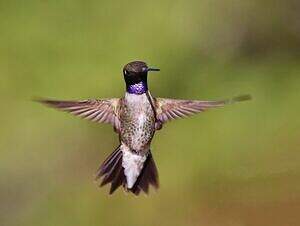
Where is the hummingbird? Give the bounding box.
[38,61,250,195]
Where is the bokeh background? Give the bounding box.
[1,1,300,226]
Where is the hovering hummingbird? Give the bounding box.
[38,61,250,195]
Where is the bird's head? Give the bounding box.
[123,61,160,94]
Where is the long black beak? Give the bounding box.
[147,67,160,72]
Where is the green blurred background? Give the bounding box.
[1,0,300,226]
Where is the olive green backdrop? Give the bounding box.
[1,1,300,226]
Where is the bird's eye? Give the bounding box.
[124,70,128,75]
[142,67,147,72]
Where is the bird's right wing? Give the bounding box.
[37,98,121,129]
[155,95,251,123]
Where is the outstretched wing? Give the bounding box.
[37,98,121,128]
[155,94,251,123]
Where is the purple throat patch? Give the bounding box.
[127,81,148,94]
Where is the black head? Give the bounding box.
[123,61,160,85]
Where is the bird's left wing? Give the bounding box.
[155,95,251,123]
[37,98,121,128]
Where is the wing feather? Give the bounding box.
[155,94,251,123]
[37,98,121,129]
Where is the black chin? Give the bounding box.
[124,72,147,85]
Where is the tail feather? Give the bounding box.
[96,146,121,178]
[96,145,124,192]
[96,146,159,195]
[109,160,125,194]
[100,153,122,187]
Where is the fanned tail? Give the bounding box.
[95,146,159,195]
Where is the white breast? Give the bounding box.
[124,92,151,128]
[125,92,149,106]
